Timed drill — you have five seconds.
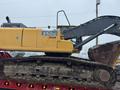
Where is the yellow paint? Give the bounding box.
[115,59,120,65]
[22,28,37,47]
[111,58,120,69]
[0,27,73,54]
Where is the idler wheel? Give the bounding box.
[93,68,116,87]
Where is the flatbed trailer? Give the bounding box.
[0,80,111,90]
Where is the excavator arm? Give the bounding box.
[62,16,120,66]
[62,16,120,51]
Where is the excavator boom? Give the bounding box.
[62,16,120,51]
[63,16,120,39]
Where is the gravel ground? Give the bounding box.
[112,82,120,90]
[112,75,120,90]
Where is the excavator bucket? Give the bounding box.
[88,40,120,66]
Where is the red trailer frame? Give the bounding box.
[0,80,111,90]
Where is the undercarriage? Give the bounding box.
[0,56,116,89]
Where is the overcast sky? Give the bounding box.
[0,0,120,57]
[0,0,120,27]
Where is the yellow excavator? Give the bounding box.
[0,11,120,89]
[0,25,73,55]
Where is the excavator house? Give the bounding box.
[0,11,120,90]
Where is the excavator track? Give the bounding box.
[0,56,116,89]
